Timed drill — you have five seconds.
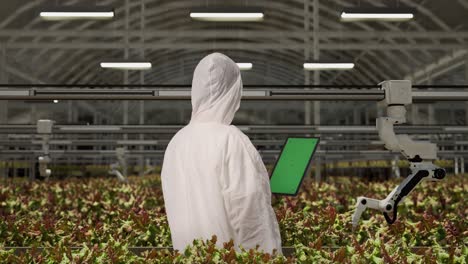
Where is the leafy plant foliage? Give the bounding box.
[0,174,466,263]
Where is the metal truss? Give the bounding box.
[0,0,466,85]
[0,125,467,134]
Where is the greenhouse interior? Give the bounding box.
[0,0,467,262]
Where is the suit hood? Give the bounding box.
[190,53,242,125]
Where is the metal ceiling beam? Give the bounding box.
[3,42,466,51]
[3,64,40,83]
[62,50,306,85]
[6,1,458,85]
[332,0,432,72]
[0,1,465,87]
[35,0,429,86]
[20,1,437,85]
[2,0,464,87]
[329,0,433,84]
[405,50,468,82]
[458,0,468,10]
[1,30,468,39]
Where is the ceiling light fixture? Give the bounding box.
[190,7,264,22]
[40,6,114,20]
[340,8,414,22]
[236,63,253,70]
[100,62,152,70]
[304,62,355,70]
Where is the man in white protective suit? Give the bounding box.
[161,53,282,254]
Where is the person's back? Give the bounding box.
[161,53,282,253]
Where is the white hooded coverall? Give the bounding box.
[161,53,282,254]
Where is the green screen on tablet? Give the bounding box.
[270,137,319,195]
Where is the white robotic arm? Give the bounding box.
[143,158,155,175]
[37,120,53,179]
[352,162,445,227]
[352,81,446,228]
[109,147,128,182]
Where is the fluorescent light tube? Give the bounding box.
[341,12,413,20]
[236,63,253,70]
[53,100,59,103]
[304,63,355,70]
[40,11,114,20]
[340,8,414,21]
[190,7,264,21]
[39,7,114,20]
[190,12,263,21]
[100,62,152,70]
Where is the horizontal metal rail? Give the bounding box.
[1,139,467,147]
[0,84,380,88]
[0,125,467,134]
[1,150,467,158]
[0,88,467,101]
[1,84,467,88]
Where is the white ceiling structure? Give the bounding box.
[0,0,467,86]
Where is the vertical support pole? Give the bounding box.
[313,0,321,182]
[138,0,145,176]
[364,109,370,125]
[424,76,436,125]
[410,77,417,125]
[123,0,129,141]
[122,0,130,176]
[465,56,468,126]
[13,160,17,178]
[179,107,185,123]
[377,101,384,117]
[304,0,321,180]
[304,0,311,125]
[30,155,35,181]
[315,156,321,182]
[461,157,465,174]
[67,100,72,169]
[454,157,459,175]
[353,108,361,124]
[450,108,456,125]
[0,44,7,123]
[0,44,7,179]
[313,0,320,126]
[411,105,418,125]
[428,104,435,125]
[93,111,99,167]
[30,105,37,123]
[67,101,73,123]
[427,76,436,125]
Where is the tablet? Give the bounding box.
[270,137,319,195]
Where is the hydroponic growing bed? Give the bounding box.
[0,174,466,263]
